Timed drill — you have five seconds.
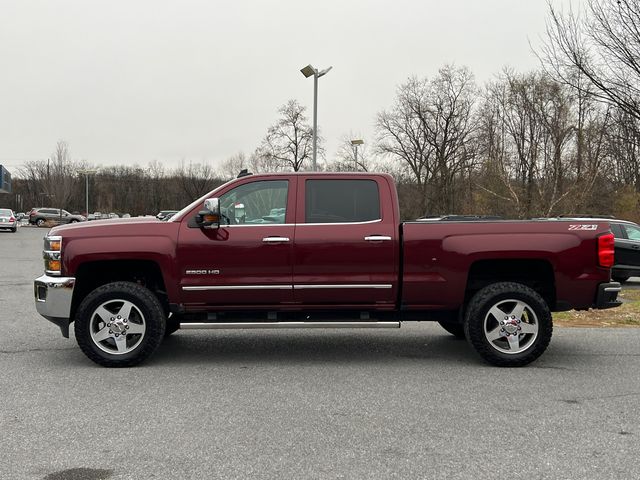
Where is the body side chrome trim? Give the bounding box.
[182,285,293,291]
[180,321,401,329]
[293,284,393,290]
[298,218,382,226]
[182,284,393,291]
[217,218,383,228]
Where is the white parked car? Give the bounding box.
[0,208,18,232]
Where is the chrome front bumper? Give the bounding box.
[34,275,75,337]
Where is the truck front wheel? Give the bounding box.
[464,282,552,367]
[74,281,166,367]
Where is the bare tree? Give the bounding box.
[219,152,248,180]
[176,161,218,200]
[327,136,370,172]
[377,77,436,215]
[49,140,80,212]
[541,0,640,120]
[376,66,478,214]
[256,100,318,171]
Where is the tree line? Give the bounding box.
[4,1,640,222]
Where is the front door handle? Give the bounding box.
[364,235,392,242]
[263,236,290,243]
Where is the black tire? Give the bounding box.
[612,275,629,284]
[69,219,78,223]
[74,281,166,367]
[11,227,17,233]
[464,282,552,367]
[36,218,45,227]
[437,320,465,339]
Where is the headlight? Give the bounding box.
[43,235,63,275]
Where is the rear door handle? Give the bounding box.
[263,236,290,243]
[364,235,392,242]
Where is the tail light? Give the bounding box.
[597,233,615,268]
[9,216,15,222]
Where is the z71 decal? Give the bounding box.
[568,224,598,231]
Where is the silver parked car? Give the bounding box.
[28,208,86,227]
[0,208,18,232]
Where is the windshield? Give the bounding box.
[0,209,12,216]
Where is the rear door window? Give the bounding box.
[305,179,380,223]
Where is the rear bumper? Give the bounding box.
[596,282,622,309]
[34,275,75,337]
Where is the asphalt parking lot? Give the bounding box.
[1,226,639,480]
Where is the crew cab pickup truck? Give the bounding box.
[33,172,621,367]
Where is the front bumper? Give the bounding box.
[596,282,622,309]
[34,275,75,337]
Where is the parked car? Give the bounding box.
[156,210,179,221]
[33,172,620,368]
[28,208,86,227]
[0,208,18,232]
[108,213,120,219]
[606,219,640,282]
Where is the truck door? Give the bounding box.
[292,176,398,308]
[177,178,296,308]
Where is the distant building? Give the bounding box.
[0,165,11,194]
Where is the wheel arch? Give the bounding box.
[465,259,556,310]
[71,259,169,322]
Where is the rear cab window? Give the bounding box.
[304,179,381,223]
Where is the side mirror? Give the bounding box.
[195,197,220,229]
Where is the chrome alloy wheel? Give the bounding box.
[483,299,539,354]
[89,299,146,355]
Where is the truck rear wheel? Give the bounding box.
[74,281,166,367]
[464,282,552,367]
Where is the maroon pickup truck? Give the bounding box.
[34,172,621,367]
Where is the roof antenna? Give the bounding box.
[237,169,252,178]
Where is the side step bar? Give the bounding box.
[180,321,401,330]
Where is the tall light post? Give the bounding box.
[300,64,332,171]
[78,169,97,217]
[351,139,364,171]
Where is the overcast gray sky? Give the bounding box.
[1,0,575,172]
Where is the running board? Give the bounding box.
[179,321,401,330]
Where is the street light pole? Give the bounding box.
[78,170,97,217]
[301,64,333,171]
[351,139,364,171]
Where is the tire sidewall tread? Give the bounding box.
[464,282,553,367]
[74,281,166,367]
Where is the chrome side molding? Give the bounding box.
[179,321,401,330]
